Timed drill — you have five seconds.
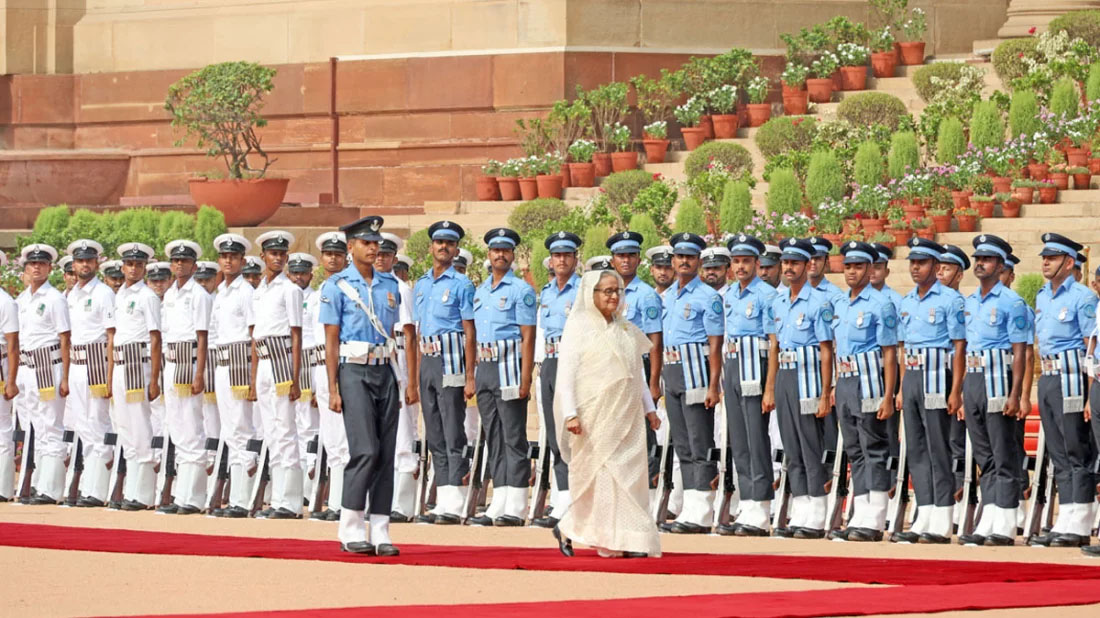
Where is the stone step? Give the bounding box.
[974,215,1100,232]
[562,186,600,201]
[1044,188,1100,203]
[934,229,1100,245]
[1020,202,1100,217]
[643,162,687,182]
[0,230,29,250]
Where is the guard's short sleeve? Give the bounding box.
[50,292,71,334]
[947,294,967,341]
[1076,290,1097,335]
[704,291,724,337]
[318,279,343,326]
[397,282,414,328]
[639,289,663,334]
[193,288,213,332]
[876,300,898,347]
[143,291,162,332]
[459,279,476,322]
[814,299,835,342]
[99,286,116,330]
[0,295,17,335]
[285,283,303,329]
[515,282,537,327]
[1008,299,1031,344]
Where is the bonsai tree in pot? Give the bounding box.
[165,61,284,226]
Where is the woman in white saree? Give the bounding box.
[552,269,662,558]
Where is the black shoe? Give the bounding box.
[211,508,228,518]
[670,521,706,534]
[984,534,1015,546]
[108,500,123,510]
[77,496,106,508]
[794,527,826,539]
[325,509,340,522]
[958,533,986,546]
[828,528,852,541]
[254,507,275,519]
[120,499,148,511]
[375,543,400,557]
[435,513,460,525]
[890,531,920,544]
[716,523,738,536]
[1050,533,1090,547]
[735,524,770,537]
[29,494,58,505]
[176,505,201,515]
[340,541,376,555]
[224,506,249,519]
[622,551,648,558]
[156,504,180,514]
[1028,532,1057,547]
[553,525,574,557]
[468,514,493,526]
[918,532,951,544]
[0,495,8,502]
[390,511,413,523]
[1081,544,1100,557]
[848,528,884,542]
[658,521,677,533]
[494,515,524,527]
[773,527,795,538]
[415,513,437,524]
[64,497,79,507]
[532,515,559,529]
[310,510,329,521]
[268,507,302,520]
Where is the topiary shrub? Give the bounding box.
[673,197,707,235]
[157,210,196,254]
[1050,78,1080,118]
[836,92,910,131]
[104,208,160,258]
[195,205,227,259]
[718,179,753,234]
[507,198,570,237]
[805,150,846,206]
[1008,90,1040,137]
[969,100,1005,150]
[992,38,1039,86]
[912,62,970,103]
[1088,63,1100,102]
[765,168,804,216]
[1014,273,1045,309]
[64,210,113,255]
[754,116,818,159]
[683,141,753,180]
[600,169,655,210]
[1049,10,1100,48]
[582,224,611,262]
[852,141,884,188]
[887,131,920,179]
[628,213,661,255]
[935,117,967,164]
[24,205,71,252]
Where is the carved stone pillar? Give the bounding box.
[999,1,1100,38]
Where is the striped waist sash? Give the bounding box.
[837,350,885,413]
[1041,350,1085,413]
[905,347,948,410]
[663,342,710,406]
[165,341,197,396]
[112,342,149,403]
[779,346,822,415]
[73,342,110,398]
[204,354,216,403]
[725,335,767,397]
[967,349,1012,412]
[19,344,61,402]
[257,336,295,397]
[305,345,327,367]
[420,332,466,387]
[543,336,562,359]
[215,342,251,400]
[478,339,523,401]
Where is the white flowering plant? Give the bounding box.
[869,26,895,53]
[780,62,810,87]
[810,52,840,79]
[837,43,870,67]
[674,96,706,127]
[1014,30,1095,100]
[708,84,738,113]
[900,8,926,42]
[500,158,524,177]
[567,138,598,163]
[605,123,632,152]
[481,159,503,176]
[745,76,771,104]
[642,120,668,139]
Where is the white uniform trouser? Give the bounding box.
[69,362,113,501]
[163,359,209,508]
[16,361,67,499]
[203,399,220,464]
[391,352,418,516]
[0,396,13,498]
[112,361,156,505]
[214,364,256,468]
[256,357,302,512]
[296,397,319,497]
[312,363,348,511]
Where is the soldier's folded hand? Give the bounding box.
[148,382,160,402]
[3,381,17,401]
[59,379,69,398]
[646,411,660,430]
[289,383,301,402]
[191,375,204,396]
[405,385,419,406]
[330,392,343,414]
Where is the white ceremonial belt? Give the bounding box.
[340,341,393,365]
[777,350,798,366]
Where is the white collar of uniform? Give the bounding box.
[259,272,291,290]
[172,276,197,294]
[122,279,148,293]
[25,281,56,298]
[219,274,247,292]
[70,276,100,298]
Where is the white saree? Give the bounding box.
[554,271,661,557]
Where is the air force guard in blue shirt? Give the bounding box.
[957,235,1029,547]
[717,234,776,536]
[320,216,414,557]
[660,233,724,534]
[469,228,537,526]
[413,221,477,524]
[1030,233,1096,547]
[831,241,898,542]
[765,238,835,538]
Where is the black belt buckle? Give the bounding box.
[952,456,966,474]
[1026,455,1038,472]
[306,437,319,455]
[706,446,723,462]
[821,449,836,466]
[773,449,785,463]
[247,439,264,454]
[151,436,165,449]
[104,432,118,446]
[462,444,477,459]
[204,437,220,451]
[886,455,900,471]
[62,430,75,443]
[526,441,540,459]
[13,429,25,442]
[650,444,663,460]
[413,440,423,455]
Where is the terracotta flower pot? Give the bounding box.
[916,226,936,240]
[1038,186,1059,203]
[535,174,562,199]
[931,214,953,233]
[593,152,612,177]
[1014,187,1034,203]
[568,162,595,188]
[700,115,715,139]
[871,51,897,78]
[682,127,708,151]
[642,139,669,164]
[1073,172,1092,189]
[736,103,749,129]
[950,191,970,211]
[843,219,861,235]
[475,175,500,201]
[781,82,804,97]
[497,176,521,201]
[974,200,995,219]
[187,177,289,226]
[1066,147,1088,167]
[560,164,572,189]
[1089,158,1100,175]
[611,151,638,172]
[830,69,843,92]
[956,214,977,232]
[806,78,833,103]
[827,254,845,272]
[822,233,843,246]
[890,228,914,246]
[903,204,926,221]
[991,176,1012,194]
[746,104,771,127]
[783,90,809,115]
[898,41,926,65]
[711,114,739,138]
[1050,172,1069,190]
[1028,163,1050,180]
[518,177,538,201]
[839,65,868,91]
[860,218,886,234]
[1000,199,1022,218]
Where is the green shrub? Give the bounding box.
[530,243,551,289]
[194,205,227,259]
[157,211,196,254]
[1049,10,1100,48]
[765,168,804,215]
[26,205,71,251]
[581,224,611,262]
[754,116,818,159]
[1008,90,1040,137]
[673,197,707,235]
[836,92,909,131]
[600,170,654,209]
[935,117,967,164]
[852,141,885,188]
[684,141,753,180]
[628,213,661,253]
[969,100,1005,150]
[805,150,846,206]
[718,180,753,234]
[63,210,112,254]
[1014,273,1045,309]
[1050,78,1080,118]
[1088,63,1100,102]
[912,62,970,102]
[507,198,570,237]
[887,131,920,179]
[992,38,1039,85]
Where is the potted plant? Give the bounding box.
[807,52,838,103]
[585,82,629,177]
[675,96,708,151]
[868,230,896,250]
[927,205,953,233]
[1066,165,1092,189]
[477,160,502,200]
[498,158,522,201]
[987,150,1017,194]
[897,7,927,65]
[1012,178,1040,204]
[814,198,848,244]
[963,175,993,209]
[605,123,637,172]
[995,192,1022,218]
[567,139,598,187]
[954,205,978,232]
[745,76,772,127]
[1037,179,1059,204]
[165,61,286,226]
[825,244,844,272]
[1047,150,1069,189]
[837,43,870,91]
[517,155,540,201]
[1088,136,1100,174]
[887,215,912,246]
[781,63,810,115]
[1029,141,1051,179]
[641,121,670,163]
[853,184,889,233]
[970,193,995,219]
[911,216,935,240]
[869,26,897,78]
[535,152,564,199]
[708,84,740,138]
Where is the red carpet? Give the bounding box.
[123,579,1100,618]
[3,522,1100,586]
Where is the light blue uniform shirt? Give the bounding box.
[814,278,846,308]
[878,284,905,340]
[662,276,724,346]
[771,284,834,349]
[723,277,777,338]
[898,282,966,349]
[319,265,401,344]
[833,286,897,357]
[540,272,581,340]
[1035,277,1097,356]
[964,281,1030,351]
[623,276,663,335]
[413,266,475,337]
[473,271,537,343]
